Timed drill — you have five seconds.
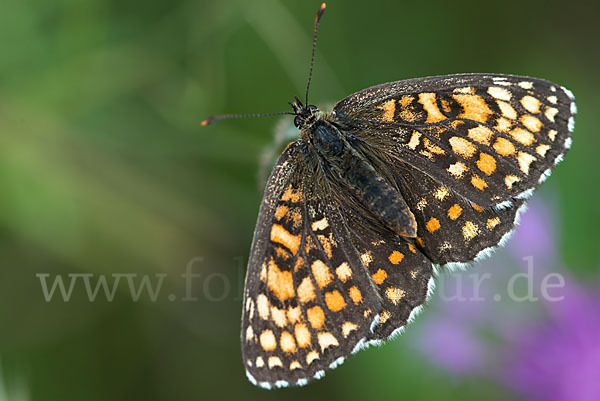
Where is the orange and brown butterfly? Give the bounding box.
[202,3,575,389]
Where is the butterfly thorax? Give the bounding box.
[290,100,417,237]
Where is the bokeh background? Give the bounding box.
[1,0,599,400]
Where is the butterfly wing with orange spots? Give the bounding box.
[334,74,575,210]
[242,142,383,388]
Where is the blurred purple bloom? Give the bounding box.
[505,281,600,401]
[408,197,600,400]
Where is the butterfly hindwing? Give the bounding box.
[334,73,575,209]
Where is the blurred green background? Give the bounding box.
[1,0,598,400]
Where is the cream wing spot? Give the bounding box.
[462,221,479,241]
[311,260,332,289]
[488,86,512,101]
[342,322,358,338]
[257,293,270,320]
[335,262,352,282]
[521,95,541,113]
[317,332,339,351]
[518,152,537,174]
[268,356,283,369]
[306,351,319,365]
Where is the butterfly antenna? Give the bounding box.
[305,3,327,105]
[201,111,295,126]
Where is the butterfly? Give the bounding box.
[203,3,575,389]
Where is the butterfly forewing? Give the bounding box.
[242,142,384,389]
[334,74,575,208]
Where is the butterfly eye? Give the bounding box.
[294,115,304,128]
[308,105,318,112]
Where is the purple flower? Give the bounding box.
[504,281,600,401]
[407,197,600,400]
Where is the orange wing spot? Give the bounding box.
[304,235,317,254]
[280,331,297,353]
[335,262,352,282]
[418,92,447,123]
[372,269,388,285]
[289,209,302,228]
[449,136,477,158]
[306,350,319,365]
[511,127,536,146]
[423,138,446,155]
[468,125,494,145]
[462,221,479,241]
[521,115,542,133]
[408,243,417,253]
[307,306,325,329]
[325,290,346,312]
[274,205,288,220]
[378,99,396,122]
[448,204,463,220]
[379,310,392,324]
[293,257,305,272]
[287,306,302,324]
[471,203,484,212]
[270,305,288,328]
[388,250,404,264]
[399,95,414,107]
[521,95,541,113]
[453,94,493,123]
[275,247,290,260]
[311,260,333,288]
[385,287,406,305]
[297,276,316,303]
[295,323,311,348]
[493,137,516,156]
[281,184,303,203]
[505,174,520,189]
[495,117,512,132]
[518,151,537,175]
[477,152,497,175]
[317,332,339,351]
[450,120,465,130]
[447,161,468,178]
[497,100,517,119]
[487,217,501,229]
[260,262,267,282]
[348,286,362,304]
[441,99,451,113]
[433,186,449,200]
[416,236,425,247]
[267,259,295,301]
[317,233,337,259]
[471,175,488,190]
[342,322,358,338]
[426,217,441,233]
[270,224,300,255]
[259,329,277,352]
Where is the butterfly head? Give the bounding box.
[290,96,321,130]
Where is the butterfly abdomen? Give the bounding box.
[310,120,417,237]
